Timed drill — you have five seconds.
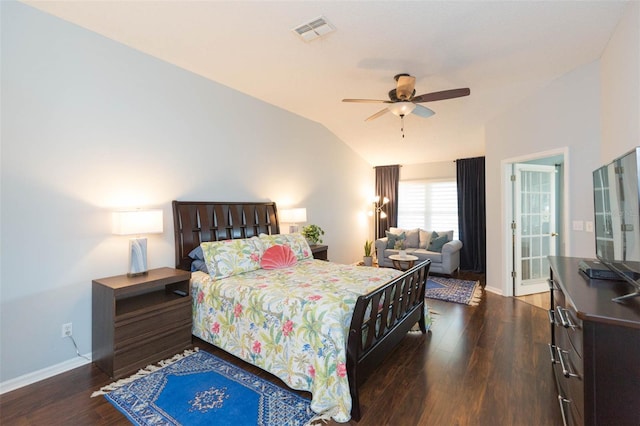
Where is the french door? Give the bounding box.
[513,164,557,296]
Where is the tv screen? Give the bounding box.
[593,147,640,301]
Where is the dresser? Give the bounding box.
[548,256,640,426]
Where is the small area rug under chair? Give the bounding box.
[92,348,318,426]
[426,276,482,306]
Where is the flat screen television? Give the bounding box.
[593,147,640,302]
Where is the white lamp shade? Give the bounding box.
[280,208,307,224]
[112,210,163,235]
[388,102,416,117]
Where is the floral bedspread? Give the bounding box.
[191,259,405,422]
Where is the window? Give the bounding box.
[397,180,459,239]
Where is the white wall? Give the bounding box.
[485,62,602,295]
[0,2,372,384]
[401,161,457,181]
[601,1,640,162]
[484,1,640,296]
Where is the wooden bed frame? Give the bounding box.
[172,200,431,421]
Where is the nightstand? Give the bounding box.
[310,244,328,260]
[92,267,192,378]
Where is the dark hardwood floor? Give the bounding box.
[0,273,562,425]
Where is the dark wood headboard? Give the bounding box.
[172,201,279,271]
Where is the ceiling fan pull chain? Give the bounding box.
[400,114,405,138]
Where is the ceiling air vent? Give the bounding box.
[292,16,335,42]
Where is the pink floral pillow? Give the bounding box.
[261,244,297,270]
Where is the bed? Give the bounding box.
[172,200,431,422]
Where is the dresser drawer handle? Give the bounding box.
[548,344,558,364]
[556,346,580,379]
[547,278,558,291]
[558,394,571,426]
[556,307,576,329]
[547,309,556,325]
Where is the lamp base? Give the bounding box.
[128,237,148,277]
[289,225,299,234]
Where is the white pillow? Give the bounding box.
[404,228,420,248]
[419,229,431,249]
[388,227,404,235]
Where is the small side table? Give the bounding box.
[389,254,419,271]
[310,244,328,260]
[92,267,192,378]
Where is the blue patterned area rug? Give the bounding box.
[92,349,316,426]
[426,277,482,306]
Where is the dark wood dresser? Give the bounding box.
[548,256,640,426]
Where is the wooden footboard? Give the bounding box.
[346,259,431,421]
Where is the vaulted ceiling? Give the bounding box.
[24,1,628,165]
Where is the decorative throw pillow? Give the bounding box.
[404,228,420,248]
[259,233,313,261]
[261,245,298,270]
[201,237,264,279]
[428,231,449,253]
[386,231,406,249]
[419,229,431,249]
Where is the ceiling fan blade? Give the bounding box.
[342,98,391,103]
[411,88,470,103]
[365,108,390,122]
[396,75,416,100]
[412,104,436,118]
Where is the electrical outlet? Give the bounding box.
[62,323,72,338]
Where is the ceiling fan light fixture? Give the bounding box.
[388,102,416,117]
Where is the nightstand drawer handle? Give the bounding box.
[548,309,556,325]
[556,346,580,379]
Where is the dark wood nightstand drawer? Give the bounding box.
[113,326,192,377]
[115,299,191,345]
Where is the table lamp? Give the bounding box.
[279,208,307,233]
[112,209,163,277]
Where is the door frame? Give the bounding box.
[501,147,570,297]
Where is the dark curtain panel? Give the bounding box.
[456,157,486,273]
[375,165,400,239]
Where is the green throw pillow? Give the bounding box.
[386,231,406,249]
[428,233,449,252]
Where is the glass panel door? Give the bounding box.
[514,164,557,296]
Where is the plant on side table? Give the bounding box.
[363,240,373,266]
[302,224,325,245]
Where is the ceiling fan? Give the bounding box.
[342,73,470,137]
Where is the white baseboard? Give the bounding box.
[484,285,503,296]
[0,353,92,395]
